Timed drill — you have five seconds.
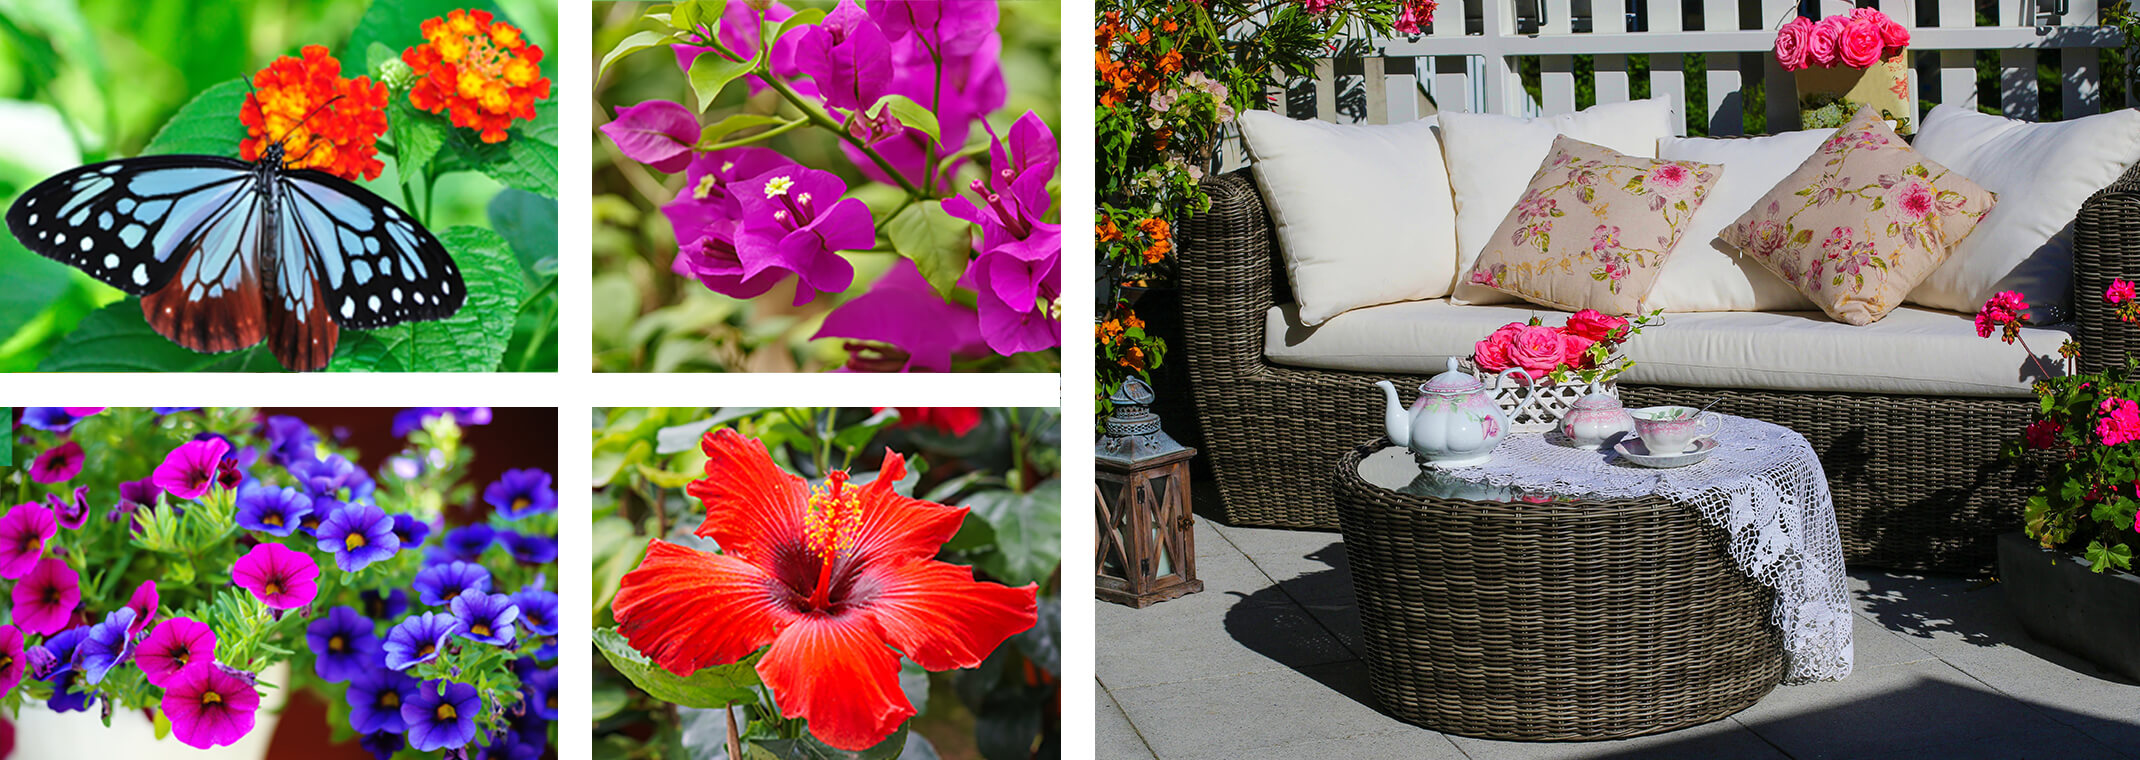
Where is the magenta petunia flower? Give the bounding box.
[0,503,57,579]
[162,662,260,750]
[59,407,105,416]
[813,258,984,372]
[794,0,893,114]
[0,625,23,699]
[10,556,79,636]
[231,543,319,610]
[600,100,700,174]
[125,579,159,637]
[153,438,231,501]
[138,617,219,688]
[45,486,90,530]
[28,441,84,484]
[734,167,875,304]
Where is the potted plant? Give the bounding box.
[1,407,559,757]
[1975,289,2140,681]
[1773,8,1914,132]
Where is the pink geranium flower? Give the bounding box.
[232,544,319,610]
[2097,398,2140,446]
[28,441,84,484]
[1975,291,2030,340]
[162,662,260,749]
[10,556,79,636]
[2106,278,2136,304]
[138,618,218,688]
[2023,419,2062,449]
[153,438,231,501]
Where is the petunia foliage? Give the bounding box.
[593,406,1063,759]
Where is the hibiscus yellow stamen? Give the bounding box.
[803,471,864,610]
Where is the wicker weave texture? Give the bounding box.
[2076,164,2140,375]
[1334,442,1784,740]
[1178,168,2090,575]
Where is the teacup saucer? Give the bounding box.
[1614,436,1719,468]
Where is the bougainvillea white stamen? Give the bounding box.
[764,176,795,197]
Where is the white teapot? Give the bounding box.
[1376,358,1538,468]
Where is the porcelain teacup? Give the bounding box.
[1631,406,1722,454]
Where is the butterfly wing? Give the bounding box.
[5,156,255,295]
[279,169,466,331]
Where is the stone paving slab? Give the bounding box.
[1098,515,2140,759]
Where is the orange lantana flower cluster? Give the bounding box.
[404,9,551,143]
[239,45,390,182]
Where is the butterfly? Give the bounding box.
[5,137,465,371]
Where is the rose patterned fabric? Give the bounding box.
[1467,136,1721,315]
[1721,106,1996,326]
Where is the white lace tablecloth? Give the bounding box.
[1438,415,1853,683]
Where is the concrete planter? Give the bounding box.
[1997,531,2140,682]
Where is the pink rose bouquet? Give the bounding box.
[1780,9,1909,71]
[1472,309,1659,383]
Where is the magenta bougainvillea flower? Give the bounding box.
[600,100,700,173]
[795,0,892,114]
[125,579,159,637]
[162,662,261,749]
[0,625,23,699]
[153,438,232,501]
[944,112,1061,355]
[11,556,79,636]
[663,148,797,238]
[814,259,983,372]
[29,441,85,484]
[45,485,90,530]
[673,0,806,92]
[734,168,875,304]
[232,543,320,610]
[0,503,57,579]
[138,617,218,688]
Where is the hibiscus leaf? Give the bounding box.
[870,94,940,145]
[756,726,915,760]
[960,483,1061,587]
[885,202,973,299]
[688,53,755,111]
[594,627,761,708]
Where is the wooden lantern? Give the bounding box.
[1096,378,1203,608]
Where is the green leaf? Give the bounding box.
[141,79,249,157]
[329,227,529,372]
[444,100,559,198]
[0,232,72,340]
[343,0,504,63]
[688,53,756,111]
[488,188,559,277]
[388,99,447,191]
[591,511,646,615]
[39,301,280,371]
[672,0,728,33]
[871,94,940,145]
[757,725,913,760]
[657,418,722,454]
[765,8,827,48]
[962,483,1061,586]
[594,627,761,708]
[602,29,678,81]
[884,202,973,299]
[696,114,792,149]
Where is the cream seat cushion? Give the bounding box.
[1265,299,2066,397]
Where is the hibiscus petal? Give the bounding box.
[756,613,912,751]
[860,559,1037,671]
[613,541,800,675]
[686,429,809,562]
[847,452,967,566]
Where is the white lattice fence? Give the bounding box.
[1222,0,2128,168]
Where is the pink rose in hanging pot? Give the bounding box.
[1809,15,1848,66]
[1838,16,1887,68]
[1774,17,1814,72]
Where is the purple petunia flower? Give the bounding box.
[794,0,893,114]
[288,453,375,502]
[486,469,557,520]
[449,591,520,647]
[39,626,95,712]
[402,679,481,751]
[362,588,410,621]
[347,667,417,734]
[44,486,90,530]
[0,502,57,579]
[235,485,313,537]
[600,100,700,173]
[358,731,406,760]
[439,524,495,563]
[259,415,318,465]
[390,407,493,438]
[814,257,984,372]
[414,560,492,607]
[125,579,158,637]
[137,617,217,688]
[501,531,558,565]
[307,607,381,683]
[108,477,164,529]
[153,438,230,501]
[298,497,345,538]
[20,407,88,431]
[29,441,85,484]
[524,666,558,720]
[162,662,260,749]
[315,501,400,573]
[11,556,79,635]
[391,514,433,550]
[382,612,461,671]
[231,543,319,610]
[512,589,559,637]
[75,607,137,684]
[733,167,875,305]
[0,625,24,700]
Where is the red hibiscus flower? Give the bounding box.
[874,407,983,436]
[612,429,1038,751]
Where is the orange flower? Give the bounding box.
[239,45,390,182]
[1124,313,1146,331]
[403,9,552,143]
[1153,127,1172,151]
[1141,239,1172,264]
[1157,50,1184,74]
[1136,218,1171,241]
[1161,18,1181,32]
[1098,319,1124,342]
[1098,217,1122,243]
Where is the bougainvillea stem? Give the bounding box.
[694,29,929,198]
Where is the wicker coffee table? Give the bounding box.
[1334,440,1786,741]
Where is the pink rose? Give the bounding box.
[1563,309,1629,342]
[1880,17,1910,54]
[1507,325,1572,379]
[1473,323,1526,373]
[1839,17,1885,68]
[1809,16,1848,66]
[1774,17,1814,71]
[1562,334,1598,369]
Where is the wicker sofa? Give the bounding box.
[1178,164,2140,575]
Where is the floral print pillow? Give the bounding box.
[1467,136,1721,315]
[1720,106,1997,326]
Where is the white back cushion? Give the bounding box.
[1438,99,1680,305]
[1238,110,1458,326]
[1650,130,1831,312]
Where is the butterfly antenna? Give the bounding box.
[278,94,348,152]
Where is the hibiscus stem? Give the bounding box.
[725,704,742,760]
